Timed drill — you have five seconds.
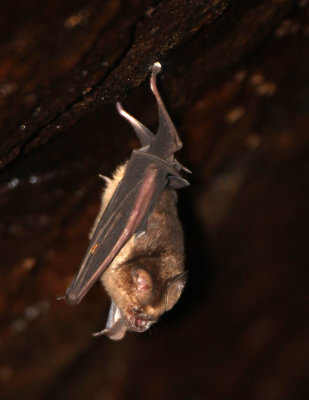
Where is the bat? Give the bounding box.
[63,62,190,340]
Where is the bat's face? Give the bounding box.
[102,255,187,334]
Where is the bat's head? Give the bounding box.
[102,255,187,336]
[124,266,187,332]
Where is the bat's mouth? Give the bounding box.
[125,310,157,332]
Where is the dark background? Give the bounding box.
[0,1,308,399]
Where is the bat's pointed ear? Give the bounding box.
[165,271,187,311]
[116,102,154,147]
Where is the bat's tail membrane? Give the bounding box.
[116,102,154,148]
[149,62,183,158]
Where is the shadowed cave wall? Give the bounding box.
[0,1,308,399]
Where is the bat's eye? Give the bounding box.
[132,267,153,305]
[165,272,187,311]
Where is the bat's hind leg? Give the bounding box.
[116,102,154,148]
[150,62,182,155]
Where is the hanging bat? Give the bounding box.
[63,62,190,340]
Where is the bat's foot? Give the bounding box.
[150,61,162,75]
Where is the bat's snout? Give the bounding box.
[125,308,157,332]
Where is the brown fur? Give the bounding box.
[94,162,185,327]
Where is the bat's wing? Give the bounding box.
[65,152,177,305]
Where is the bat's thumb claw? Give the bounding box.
[92,329,106,337]
[56,295,66,302]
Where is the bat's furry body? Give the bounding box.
[92,163,185,338]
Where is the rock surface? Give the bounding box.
[0,1,308,399]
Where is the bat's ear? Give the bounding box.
[165,271,187,311]
[132,267,154,304]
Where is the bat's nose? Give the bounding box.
[134,318,153,331]
[129,317,153,332]
[125,307,157,332]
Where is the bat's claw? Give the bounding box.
[168,176,190,189]
[174,159,192,174]
[150,61,162,75]
[56,295,66,302]
[92,329,105,337]
[99,174,112,184]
